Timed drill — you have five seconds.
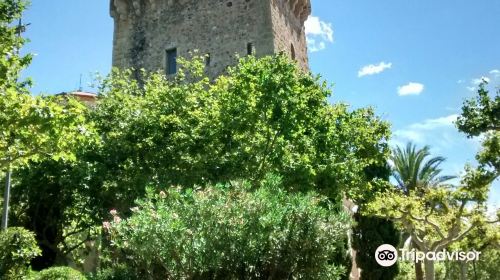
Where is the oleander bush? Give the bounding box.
[104,175,351,280]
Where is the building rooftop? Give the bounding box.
[56,91,98,105]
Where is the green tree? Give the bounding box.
[443,221,500,280]
[367,184,499,280]
[367,83,500,280]
[0,93,93,171]
[88,55,390,213]
[456,81,499,178]
[7,53,390,274]
[49,55,387,278]
[390,142,455,280]
[451,82,500,280]
[391,142,456,196]
[367,149,499,280]
[11,159,100,270]
[0,0,30,230]
[0,0,96,230]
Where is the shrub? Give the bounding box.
[34,266,86,280]
[0,227,41,278]
[105,175,351,280]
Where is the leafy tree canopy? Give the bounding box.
[89,55,391,212]
[367,143,499,280]
[0,0,31,92]
[0,93,96,171]
[0,0,96,172]
[368,170,499,278]
[456,82,499,176]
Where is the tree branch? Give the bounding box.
[401,208,446,240]
[436,222,478,251]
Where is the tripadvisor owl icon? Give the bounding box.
[375,244,398,267]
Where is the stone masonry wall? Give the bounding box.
[110,0,310,78]
[270,0,310,70]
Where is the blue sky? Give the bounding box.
[21,0,499,209]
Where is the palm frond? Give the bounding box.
[391,142,455,194]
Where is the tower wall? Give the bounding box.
[270,0,310,70]
[110,0,311,77]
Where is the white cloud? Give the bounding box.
[393,130,425,143]
[306,38,326,52]
[398,82,424,96]
[472,76,490,85]
[391,114,460,150]
[457,80,464,84]
[305,16,334,42]
[409,114,458,130]
[305,16,334,53]
[358,62,392,77]
[393,115,458,147]
[464,71,498,91]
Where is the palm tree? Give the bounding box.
[391,142,456,196]
[390,142,456,280]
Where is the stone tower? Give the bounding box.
[110,0,311,77]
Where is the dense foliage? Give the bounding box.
[5,54,391,272]
[0,92,94,171]
[1,0,96,237]
[1,0,94,172]
[452,83,500,279]
[89,55,390,214]
[0,227,41,278]
[440,221,500,280]
[11,160,99,270]
[2,0,497,279]
[457,83,500,168]
[105,175,351,280]
[456,82,499,178]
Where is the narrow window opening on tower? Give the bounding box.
[166,48,177,75]
[247,42,254,55]
[291,43,296,60]
[206,53,211,66]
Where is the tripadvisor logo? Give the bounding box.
[375,244,481,267]
[375,244,398,267]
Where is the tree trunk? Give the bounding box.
[415,260,424,280]
[459,261,468,280]
[472,259,477,280]
[424,259,435,280]
[1,170,12,230]
[411,239,424,280]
